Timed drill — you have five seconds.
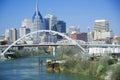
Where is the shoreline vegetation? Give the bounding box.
[56,46,120,80]
[60,56,120,80]
[4,46,120,80]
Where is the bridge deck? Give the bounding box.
[0,44,120,48]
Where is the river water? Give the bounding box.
[0,56,98,80]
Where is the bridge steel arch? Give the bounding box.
[0,30,86,57]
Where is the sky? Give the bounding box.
[0,0,120,36]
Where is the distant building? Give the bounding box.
[87,27,94,42]
[5,28,17,43]
[40,34,57,43]
[5,29,9,41]
[94,31,112,40]
[52,21,66,33]
[32,2,44,30]
[93,20,113,42]
[19,26,30,38]
[77,33,87,42]
[52,21,66,40]
[112,36,120,45]
[44,14,57,30]
[32,1,44,43]
[20,19,32,38]
[21,19,33,31]
[70,31,77,40]
[88,31,94,42]
[70,31,87,42]
[67,26,80,36]
[94,20,109,32]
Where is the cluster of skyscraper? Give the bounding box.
[5,2,66,44]
[2,1,119,45]
[67,20,115,44]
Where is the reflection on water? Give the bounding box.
[0,56,97,80]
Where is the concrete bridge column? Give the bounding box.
[52,46,56,57]
[18,46,24,50]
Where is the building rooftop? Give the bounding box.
[95,19,108,22]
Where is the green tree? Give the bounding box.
[0,40,7,45]
[111,64,120,80]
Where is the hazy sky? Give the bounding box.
[0,0,120,36]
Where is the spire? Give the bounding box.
[36,0,39,15]
[33,0,43,22]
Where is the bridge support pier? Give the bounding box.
[18,46,24,50]
[52,46,56,57]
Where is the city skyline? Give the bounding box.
[0,0,120,36]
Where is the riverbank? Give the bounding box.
[60,56,119,80]
[55,46,120,80]
[61,58,101,79]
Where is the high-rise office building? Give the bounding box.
[44,14,57,30]
[32,2,44,30]
[94,20,109,32]
[52,21,66,40]
[5,28,17,43]
[19,26,30,38]
[20,19,32,38]
[93,20,113,41]
[21,19,33,31]
[32,1,44,43]
[5,29,9,41]
[52,21,66,33]
[10,28,17,43]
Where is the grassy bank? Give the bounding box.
[56,46,119,80]
[62,56,120,80]
[63,58,99,77]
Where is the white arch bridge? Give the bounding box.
[0,30,87,58]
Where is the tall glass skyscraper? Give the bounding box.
[44,14,57,30]
[52,21,66,33]
[20,19,32,38]
[52,21,66,40]
[32,1,44,43]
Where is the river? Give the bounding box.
[0,56,98,80]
